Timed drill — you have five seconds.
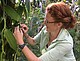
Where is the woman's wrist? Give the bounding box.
[25,34,29,39]
[18,39,24,45]
[19,43,26,50]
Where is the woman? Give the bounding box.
[13,2,76,61]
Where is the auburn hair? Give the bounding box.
[46,2,76,29]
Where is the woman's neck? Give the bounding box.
[49,29,61,42]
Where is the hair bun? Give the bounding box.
[63,17,71,22]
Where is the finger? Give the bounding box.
[20,28,24,32]
[23,27,27,30]
[21,28,25,33]
[20,24,25,27]
[16,26,20,32]
[14,27,17,33]
[20,24,28,28]
[20,29,23,35]
[20,28,22,33]
[21,26,29,31]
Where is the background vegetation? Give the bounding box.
[0,0,80,61]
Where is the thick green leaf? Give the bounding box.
[4,5,20,21]
[24,6,28,19]
[4,29,17,51]
[16,5,24,17]
[24,0,30,18]
[25,0,30,13]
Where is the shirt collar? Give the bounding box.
[52,28,68,43]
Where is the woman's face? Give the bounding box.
[44,13,60,32]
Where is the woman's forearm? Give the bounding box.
[24,34,36,45]
[22,45,41,61]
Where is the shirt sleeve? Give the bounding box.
[33,26,46,44]
[39,42,73,61]
[33,31,41,44]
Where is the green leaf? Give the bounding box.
[4,5,20,21]
[24,0,30,18]
[4,29,17,51]
[25,0,30,13]
[16,5,24,17]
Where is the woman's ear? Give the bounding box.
[57,22,63,28]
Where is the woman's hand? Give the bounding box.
[13,26,24,45]
[20,24,29,35]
